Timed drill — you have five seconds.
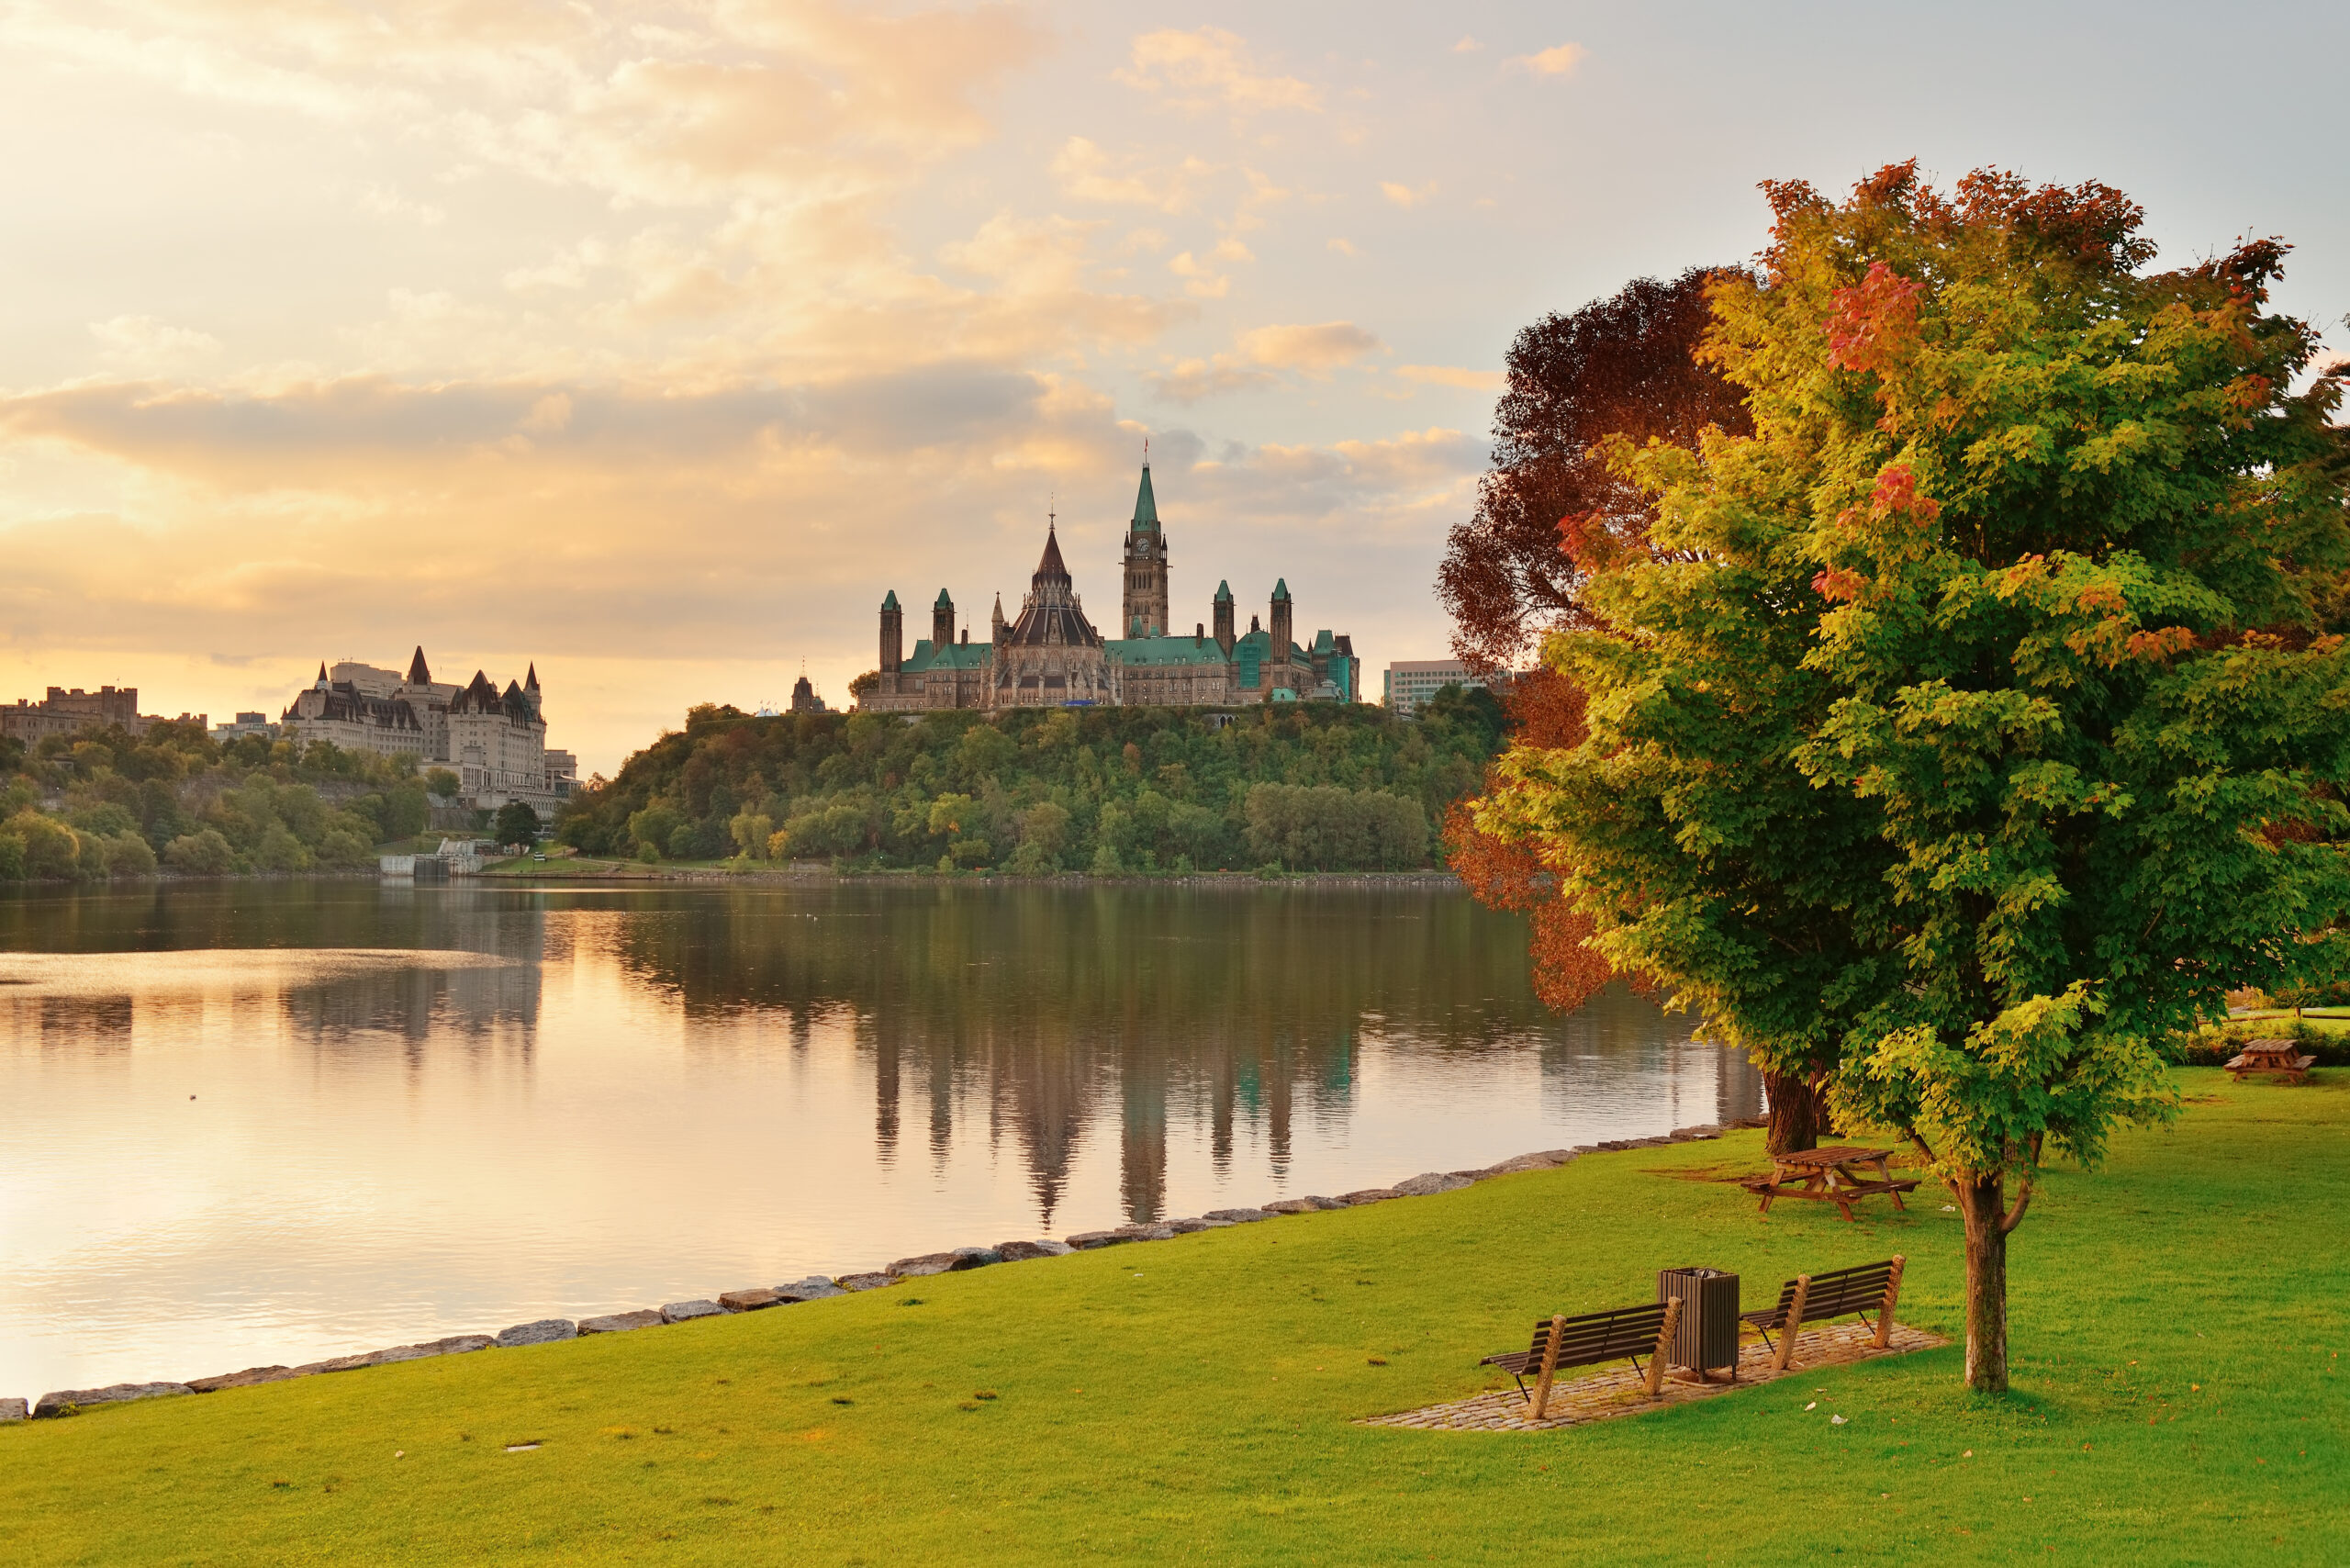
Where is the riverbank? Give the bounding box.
[5,1070,2340,1563]
[476,857,1466,889]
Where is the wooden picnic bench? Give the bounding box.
[1740,1145,1920,1222]
[1480,1298,1684,1419]
[2225,1037,2316,1084]
[1740,1256,1906,1372]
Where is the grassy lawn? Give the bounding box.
[4,1070,2342,1564]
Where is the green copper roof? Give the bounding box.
[934,588,954,609]
[901,639,993,674]
[1271,578,1291,602]
[1131,463,1158,531]
[1214,579,1232,602]
[882,589,900,610]
[1106,634,1228,667]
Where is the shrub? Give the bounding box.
[6,811,82,879]
[163,828,237,875]
[99,832,158,877]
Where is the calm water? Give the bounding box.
[0,879,1758,1401]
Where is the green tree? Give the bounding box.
[497,801,543,847]
[1485,164,2350,1392]
[163,828,238,876]
[425,767,461,798]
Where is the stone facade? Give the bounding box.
[1,686,206,745]
[859,464,1360,713]
[278,648,576,817]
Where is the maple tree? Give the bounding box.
[1483,162,2350,1391]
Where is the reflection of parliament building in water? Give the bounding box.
[858,462,1362,712]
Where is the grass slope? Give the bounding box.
[5,1070,2344,1564]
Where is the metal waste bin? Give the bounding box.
[1657,1267,1740,1383]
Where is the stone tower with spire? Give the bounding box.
[1120,458,1170,638]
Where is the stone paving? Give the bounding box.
[1362,1320,1948,1433]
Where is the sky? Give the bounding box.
[2,1,2344,775]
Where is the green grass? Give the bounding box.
[5,1070,2343,1564]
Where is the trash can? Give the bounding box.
[1657,1267,1740,1383]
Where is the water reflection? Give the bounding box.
[0,879,1758,1400]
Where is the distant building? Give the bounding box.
[859,461,1360,712]
[1383,659,1516,717]
[211,711,278,744]
[789,674,831,714]
[277,648,576,818]
[1,686,206,745]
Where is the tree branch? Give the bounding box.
[2001,1175,2035,1234]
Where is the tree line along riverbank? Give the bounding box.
[553,689,1506,875]
[0,721,460,882]
[0,1071,2334,1562]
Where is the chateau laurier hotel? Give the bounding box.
[859,463,1360,712]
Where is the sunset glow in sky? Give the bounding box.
[3,1,2344,770]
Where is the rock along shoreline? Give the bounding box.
[2,1123,1743,1426]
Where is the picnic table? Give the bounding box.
[1740,1146,1919,1223]
[2225,1037,2316,1084]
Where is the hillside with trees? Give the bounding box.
[0,721,442,881]
[556,695,1504,874]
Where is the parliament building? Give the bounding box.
[858,463,1360,712]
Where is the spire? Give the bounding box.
[882,589,901,610]
[1214,579,1233,602]
[524,662,539,689]
[1131,459,1158,532]
[316,661,329,684]
[1271,577,1291,602]
[407,646,431,685]
[1034,522,1071,586]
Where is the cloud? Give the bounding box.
[1452,36,1483,53]
[1397,364,1503,390]
[1326,238,1359,257]
[1508,42,1588,76]
[1146,320,1383,402]
[1049,137,1211,212]
[88,316,221,370]
[1380,181,1436,209]
[1167,251,1229,298]
[356,185,445,226]
[1237,322,1382,372]
[1114,27,1321,116]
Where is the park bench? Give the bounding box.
[1740,1256,1906,1372]
[1480,1298,1683,1419]
[2224,1037,2316,1084]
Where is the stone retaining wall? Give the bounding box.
[4,1123,1733,1424]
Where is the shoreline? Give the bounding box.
[7,1118,1754,1423]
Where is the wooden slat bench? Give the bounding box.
[1479,1298,1683,1419]
[1740,1256,1905,1372]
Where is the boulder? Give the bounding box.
[951,1246,1002,1268]
[293,1351,384,1375]
[1301,1195,1349,1210]
[1668,1125,1721,1140]
[367,1335,497,1366]
[1203,1207,1272,1224]
[1112,1224,1176,1242]
[718,1288,780,1312]
[889,1253,964,1278]
[579,1310,666,1335]
[1164,1217,1214,1234]
[1064,1230,1130,1250]
[777,1276,846,1300]
[1486,1150,1576,1174]
[661,1300,727,1322]
[834,1272,893,1293]
[0,1398,25,1422]
[33,1383,192,1418]
[1337,1189,1399,1205]
[991,1240,1072,1260]
[1260,1199,1318,1215]
[496,1319,578,1347]
[187,1366,299,1394]
[1391,1171,1473,1197]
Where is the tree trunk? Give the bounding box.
[1954,1171,2010,1393]
[1762,1069,1827,1156]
